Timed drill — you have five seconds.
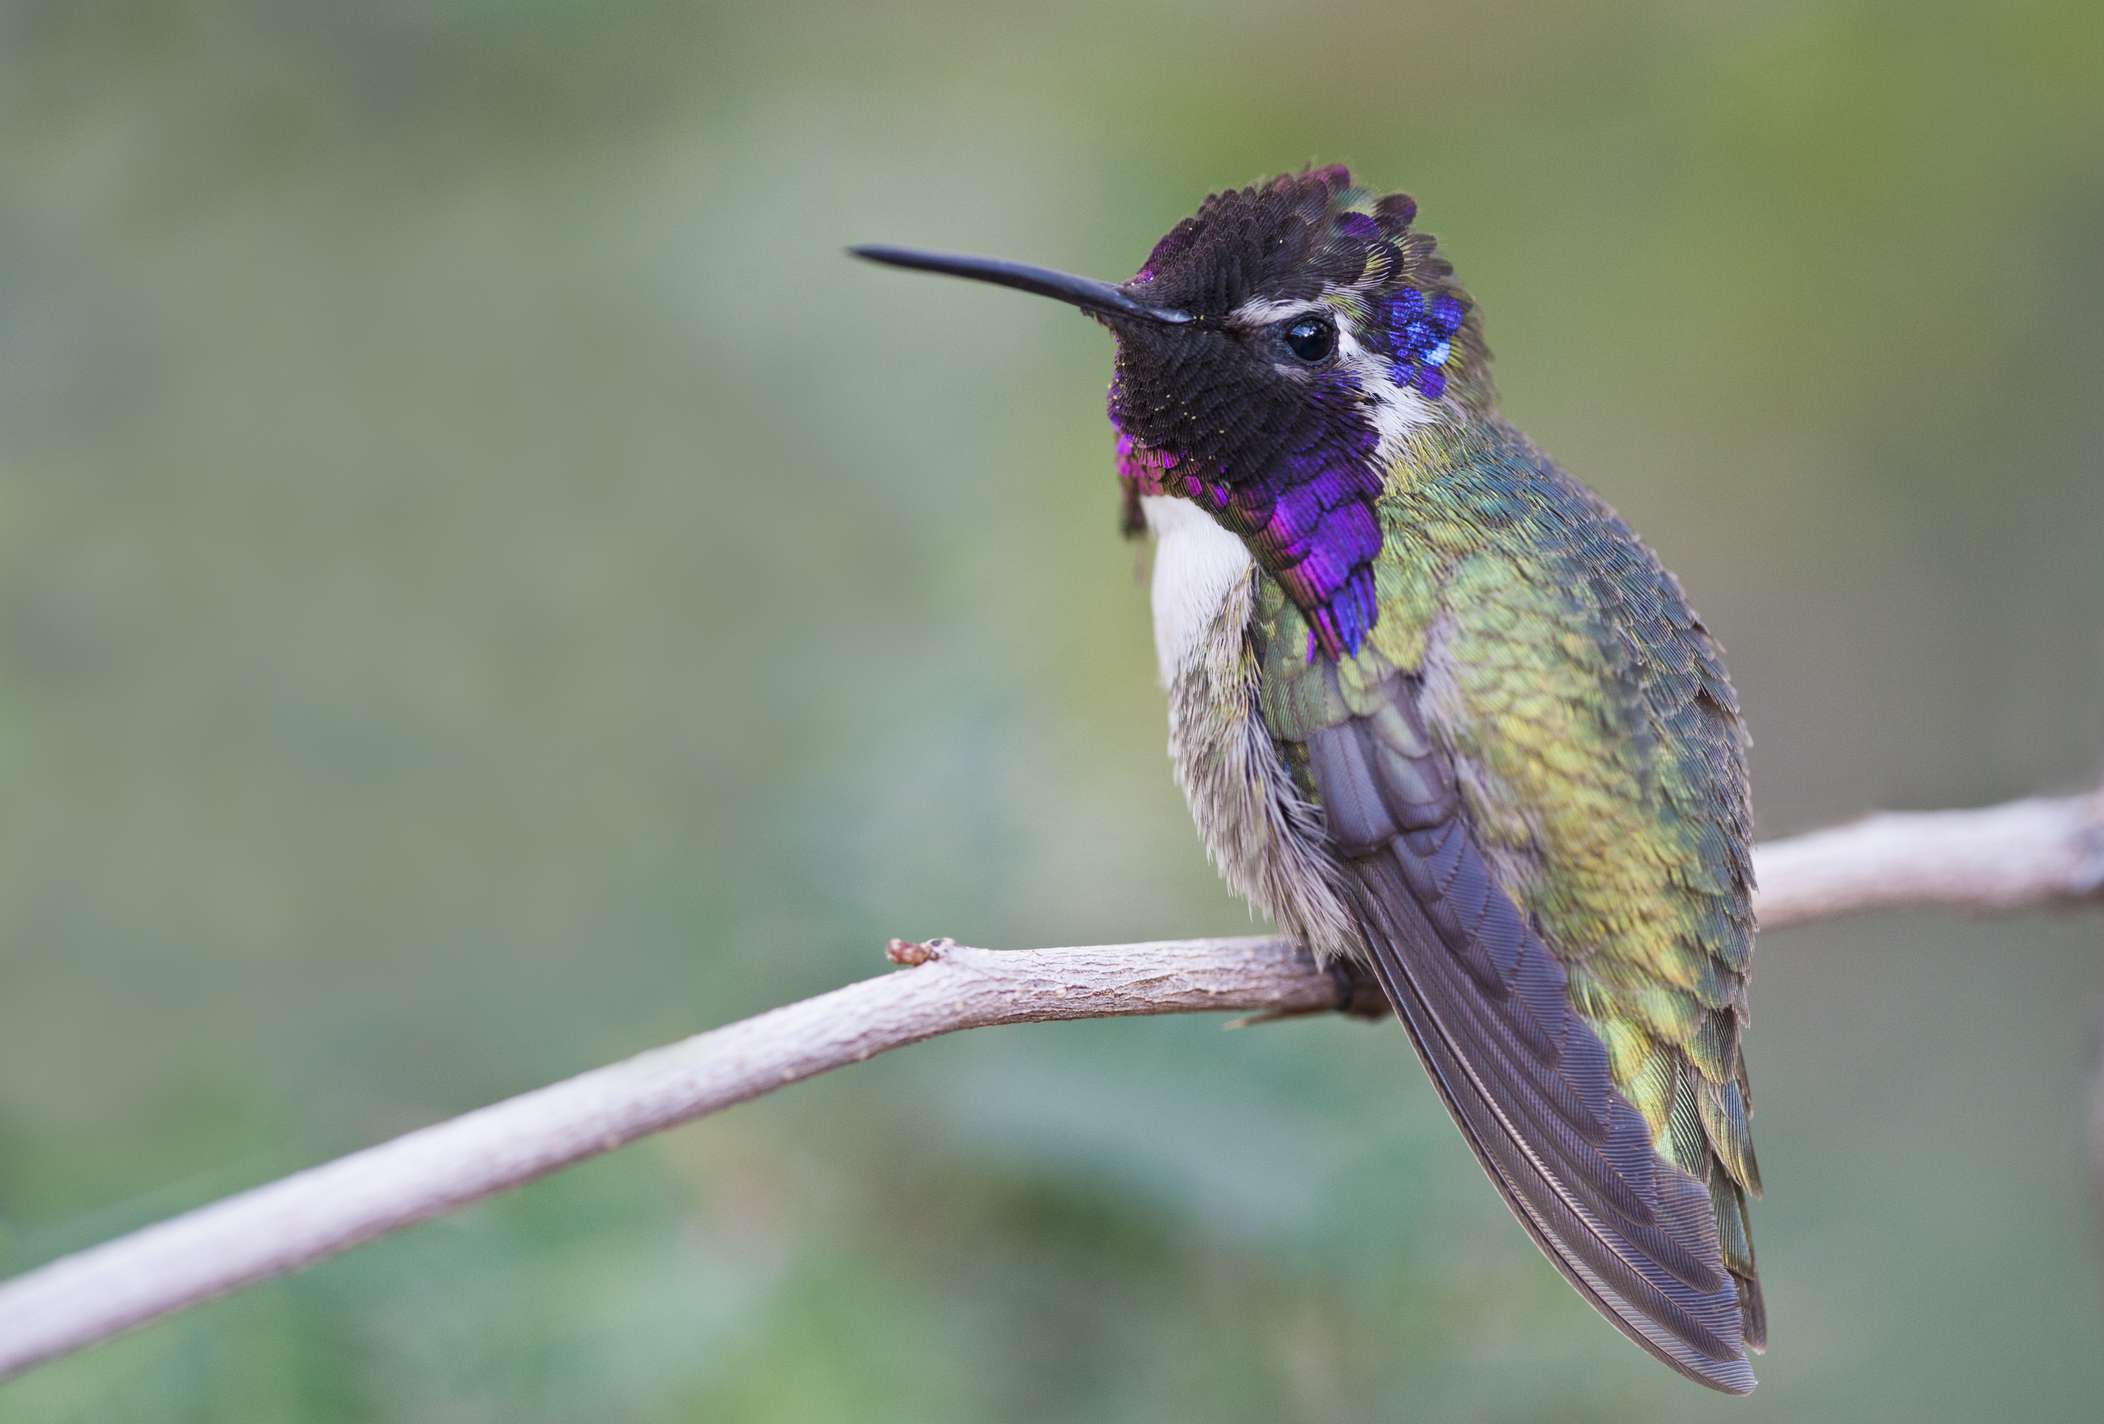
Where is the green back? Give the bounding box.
[1256,417,1762,1339]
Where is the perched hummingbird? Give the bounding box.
[854,166,1763,1393]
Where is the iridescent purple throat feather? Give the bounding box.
[1106,168,1480,662]
[1113,390,1382,661]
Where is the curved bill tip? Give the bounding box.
[849,244,1191,326]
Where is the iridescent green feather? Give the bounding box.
[1256,416,1763,1337]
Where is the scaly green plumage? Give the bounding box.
[1257,415,1762,1346]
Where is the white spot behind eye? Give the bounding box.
[1232,295,1444,464]
[1337,325,1440,463]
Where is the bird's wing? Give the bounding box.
[1255,453,1762,1393]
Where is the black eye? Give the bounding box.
[1281,315,1336,363]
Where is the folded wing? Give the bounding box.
[1295,660,1758,1391]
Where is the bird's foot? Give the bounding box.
[1228,953,1387,1027]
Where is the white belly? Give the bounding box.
[1137,495,1358,957]
[1142,495,1255,686]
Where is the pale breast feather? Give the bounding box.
[1142,495,1358,954]
[1142,494,1254,686]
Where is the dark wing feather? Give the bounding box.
[1303,662,1756,1393]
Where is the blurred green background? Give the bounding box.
[4,1,2103,1419]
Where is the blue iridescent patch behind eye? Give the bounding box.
[1382,286,1465,400]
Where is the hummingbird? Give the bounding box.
[853,165,1763,1393]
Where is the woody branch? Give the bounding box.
[0,784,2099,1384]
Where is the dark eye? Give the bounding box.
[1281,315,1337,363]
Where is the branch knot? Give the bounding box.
[885,936,955,967]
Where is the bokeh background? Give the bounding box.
[5,1,2103,1419]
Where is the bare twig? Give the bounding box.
[1753,789,2104,926]
[2,788,2100,1383]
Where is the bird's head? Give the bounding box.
[854,166,1489,658]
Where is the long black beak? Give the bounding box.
[849,245,1193,326]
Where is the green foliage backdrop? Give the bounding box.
[3,2,2102,1419]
